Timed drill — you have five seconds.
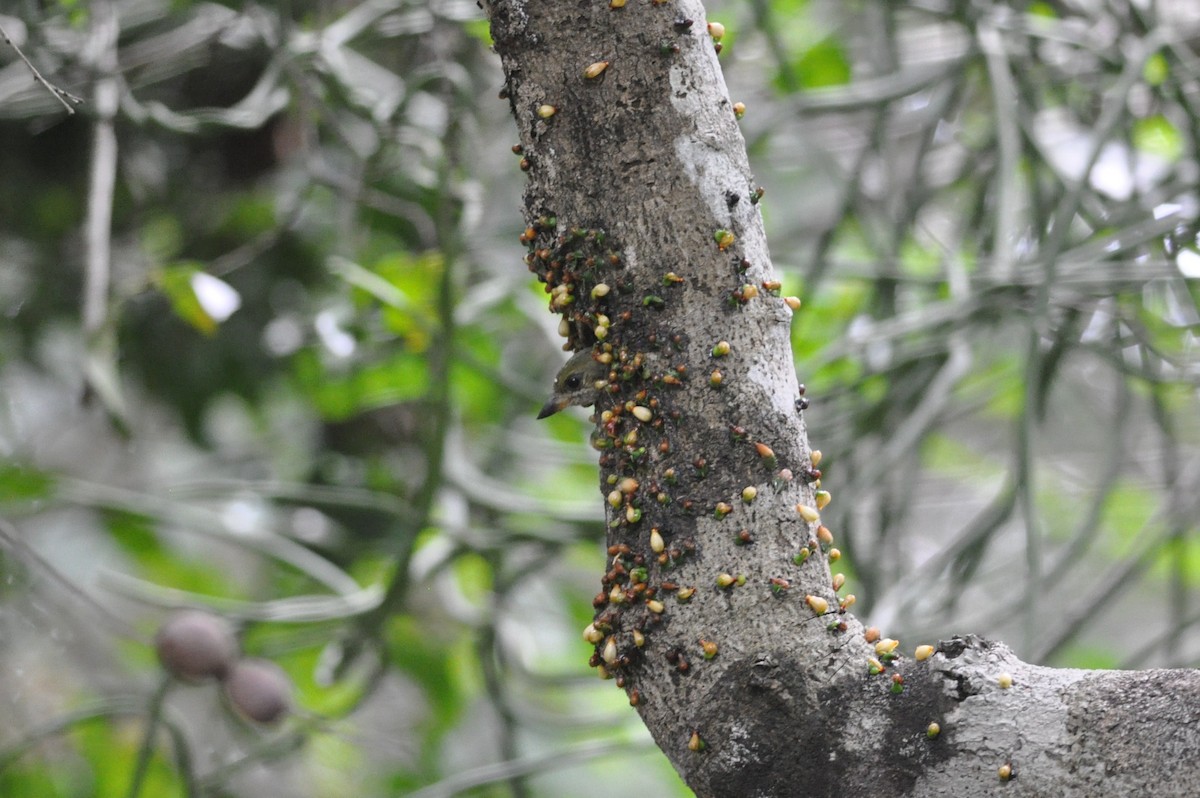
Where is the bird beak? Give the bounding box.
[537,399,566,419]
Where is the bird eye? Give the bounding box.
[565,374,582,390]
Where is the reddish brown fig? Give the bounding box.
[155,610,238,683]
[224,658,293,725]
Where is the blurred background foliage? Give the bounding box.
[1,0,1199,795]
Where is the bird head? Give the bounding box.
[537,350,608,418]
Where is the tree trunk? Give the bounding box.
[482,0,1200,794]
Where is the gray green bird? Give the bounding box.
[538,350,608,418]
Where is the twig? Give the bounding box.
[404,740,648,798]
[82,3,120,339]
[0,22,84,114]
[55,476,372,600]
[977,20,1021,280]
[126,675,172,798]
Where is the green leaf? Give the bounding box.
[151,258,243,340]
[386,613,467,763]
[294,349,430,421]
[1142,52,1169,87]
[140,214,184,262]
[958,356,1023,420]
[0,463,56,503]
[1103,481,1157,550]
[218,193,277,238]
[102,510,238,598]
[791,279,869,364]
[0,764,74,798]
[463,18,493,46]
[1027,2,1057,18]
[452,359,500,424]
[1053,644,1119,669]
[795,37,851,90]
[453,552,493,607]
[899,236,942,278]
[1132,115,1182,161]
[155,263,217,335]
[1152,536,1200,587]
[102,509,162,558]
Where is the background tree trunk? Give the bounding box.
[483,0,1200,794]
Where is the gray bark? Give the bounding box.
[482,0,1200,794]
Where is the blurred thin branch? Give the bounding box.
[81,2,127,428]
[0,21,83,114]
[403,739,652,798]
[56,478,374,601]
[99,570,383,622]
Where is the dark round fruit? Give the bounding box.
[224,658,292,724]
[155,611,238,683]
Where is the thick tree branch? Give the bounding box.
[483,1,1200,795]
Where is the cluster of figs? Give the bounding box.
[154,610,292,725]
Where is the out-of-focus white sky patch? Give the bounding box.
[190,271,241,322]
[1176,248,1200,279]
[315,310,356,358]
